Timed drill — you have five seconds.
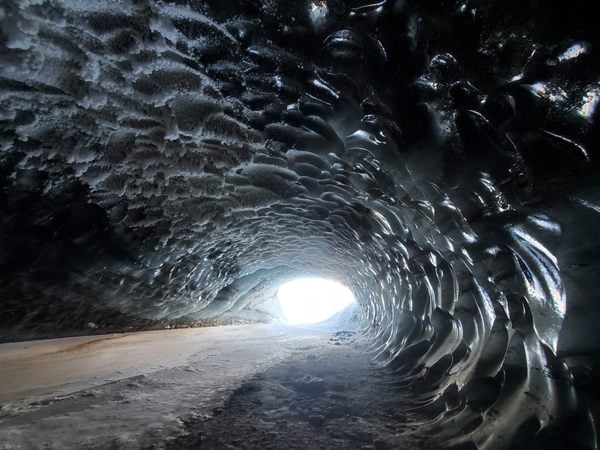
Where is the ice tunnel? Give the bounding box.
[1,0,600,448]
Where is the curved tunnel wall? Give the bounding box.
[1,0,600,448]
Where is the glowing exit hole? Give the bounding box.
[277,278,355,325]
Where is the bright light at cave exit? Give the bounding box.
[277,278,356,325]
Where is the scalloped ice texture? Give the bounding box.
[1,0,600,448]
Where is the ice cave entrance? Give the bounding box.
[277,278,356,325]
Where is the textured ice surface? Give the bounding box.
[1,0,600,448]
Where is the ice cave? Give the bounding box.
[0,0,599,448]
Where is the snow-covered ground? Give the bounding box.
[0,324,332,449]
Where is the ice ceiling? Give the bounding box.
[1,0,599,448]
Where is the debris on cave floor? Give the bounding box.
[329,330,357,345]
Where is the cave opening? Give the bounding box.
[276,277,356,325]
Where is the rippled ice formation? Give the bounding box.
[1,0,600,448]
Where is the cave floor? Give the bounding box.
[0,324,427,449]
